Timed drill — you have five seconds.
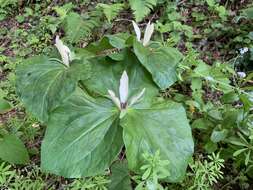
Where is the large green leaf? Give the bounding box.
[16,56,90,122]
[0,134,29,164]
[121,100,194,182]
[41,91,123,177]
[84,50,158,102]
[133,41,183,89]
[109,161,132,190]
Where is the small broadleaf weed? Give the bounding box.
[134,151,170,190]
[189,153,224,190]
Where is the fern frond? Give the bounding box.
[97,3,124,23]
[63,11,102,44]
[53,3,74,20]
[129,0,157,22]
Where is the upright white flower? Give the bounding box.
[143,21,154,46]
[132,21,141,42]
[119,71,129,104]
[132,21,154,46]
[108,71,146,111]
[54,35,72,67]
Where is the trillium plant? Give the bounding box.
[16,22,194,182]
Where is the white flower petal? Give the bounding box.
[237,72,246,78]
[108,90,121,109]
[119,71,129,104]
[55,35,71,67]
[132,21,141,42]
[129,88,146,106]
[143,21,154,46]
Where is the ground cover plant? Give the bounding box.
[0,0,253,189]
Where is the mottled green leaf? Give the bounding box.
[16,56,90,122]
[41,91,123,177]
[121,101,194,182]
[133,41,183,89]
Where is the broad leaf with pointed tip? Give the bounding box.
[133,41,183,89]
[16,56,91,122]
[41,91,123,177]
[0,134,29,164]
[121,100,194,182]
[109,160,131,190]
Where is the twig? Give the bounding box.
[114,18,132,22]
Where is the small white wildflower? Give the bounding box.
[237,72,246,78]
[119,71,129,104]
[239,47,249,55]
[132,21,154,46]
[54,35,72,67]
[108,71,146,111]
